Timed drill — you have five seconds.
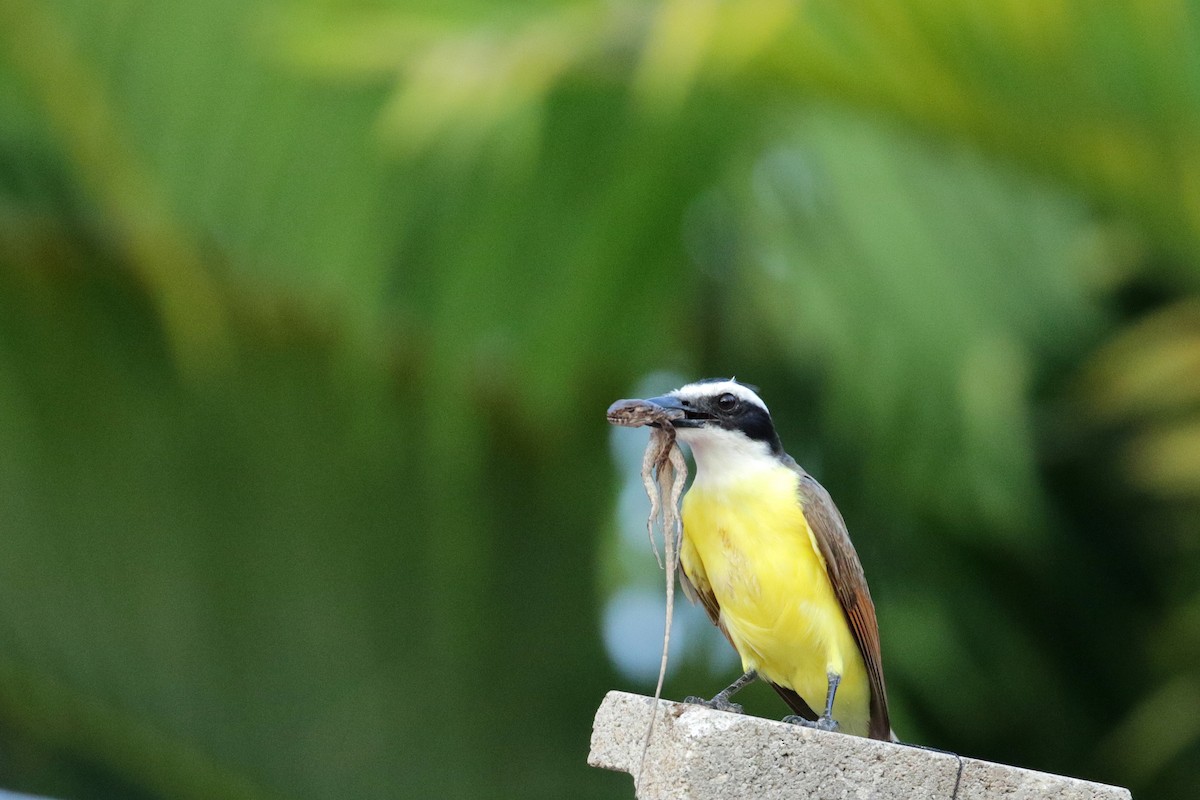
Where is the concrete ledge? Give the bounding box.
[588,691,1131,800]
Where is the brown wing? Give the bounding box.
[679,551,819,721]
[789,459,893,740]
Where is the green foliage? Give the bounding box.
[1,0,1200,798]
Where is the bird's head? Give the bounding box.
[642,378,785,466]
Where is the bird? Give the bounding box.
[636,378,893,740]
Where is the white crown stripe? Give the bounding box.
[670,380,769,414]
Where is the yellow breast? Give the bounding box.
[680,465,871,736]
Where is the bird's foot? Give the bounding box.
[783,714,840,733]
[684,695,744,714]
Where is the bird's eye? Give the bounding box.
[716,393,738,412]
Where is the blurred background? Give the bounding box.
[2,0,1200,798]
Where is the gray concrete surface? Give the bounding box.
[589,691,1132,800]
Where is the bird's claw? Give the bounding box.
[783,714,840,733]
[685,695,744,714]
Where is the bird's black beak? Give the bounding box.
[643,395,710,428]
[606,395,699,430]
[606,395,714,430]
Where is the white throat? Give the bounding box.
[676,427,779,491]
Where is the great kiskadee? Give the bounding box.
[636,378,893,740]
